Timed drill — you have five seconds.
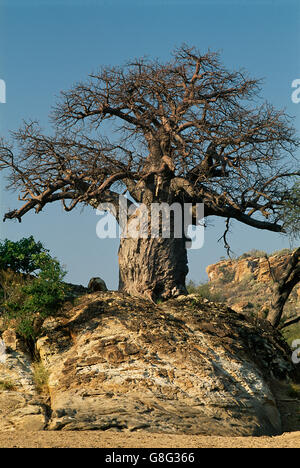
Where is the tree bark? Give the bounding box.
[118,235,189,301]
[267,247,300,328]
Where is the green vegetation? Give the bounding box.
[272,248,292,257]
[237,247,293,260]
[0,236,48,274]
[287,383,300,399]
[32,361,49,395]
[0,379,15,391]
[238,249,267,259]
[187,280,225,302]
[281,322,300,348]
[0,236,68,341]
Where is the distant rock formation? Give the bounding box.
[205,251,300,320]
[206,252,298,285]
[1,292,299,435]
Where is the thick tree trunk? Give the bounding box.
[267,283,297,328]
[118,236,189,301]
[267,247,300,328]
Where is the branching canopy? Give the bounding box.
[1,45,299,232]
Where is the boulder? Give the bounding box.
[1,291,299,435]
[34,292,299,436]
[0,392,47,431]
[87,277,108,292]
[231,300,253,313]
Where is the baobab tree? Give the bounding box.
[0,45,299,301]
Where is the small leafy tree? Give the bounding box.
[0,237,68,340]
[20,253,67,317]
[0,236,47,274]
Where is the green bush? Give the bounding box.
[0,237,68,340]
[0,379,15,391]
[32,361,49,395]
[0,236,47,274]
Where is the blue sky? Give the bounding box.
[0,0,299,288]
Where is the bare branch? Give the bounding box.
[0,44,298,235]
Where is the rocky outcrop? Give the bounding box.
[0,330,47,431]
[206,252,299,287]
[205,252,300,321]
[1,292,298,436]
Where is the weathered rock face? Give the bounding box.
[205,253,300,321]
[0,330,47,431]
[1,292,299,435]
[206,253,299,289]
[30,293,298,436]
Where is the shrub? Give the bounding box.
[0,379,15,391]
[287,383,300,399]
[0,236,47,274]
[218,265,235,284]
[272,248,292,257]
[239,249,267,259]
[0,237,68,340]
[32,361,49,395]
[187,280,225,302]
[0,268,27,304]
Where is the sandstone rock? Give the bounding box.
[0,392,46,431]
[1,291,299,436]
[2,329,17,351]
[0,341,34,393]
[206,253,291,285]
[34,293,298,436]
[231,300,253,313]
[87,277,108,292]
[206,261,234,282]
[0,335,48,430]
[234,259,258,282]
[256,255,288,283]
